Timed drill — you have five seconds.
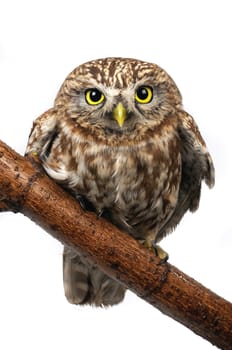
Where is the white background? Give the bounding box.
[0,1,231,349]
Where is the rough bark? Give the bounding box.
[0,139,231,349]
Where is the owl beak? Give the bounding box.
[113,103,127,127]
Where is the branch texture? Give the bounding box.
[0,139,232,349]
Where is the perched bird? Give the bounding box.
[26,57,215,306]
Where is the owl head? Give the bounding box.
[55,58,182,135]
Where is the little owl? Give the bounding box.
[26,57,215,306]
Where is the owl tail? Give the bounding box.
[63,246,126,307]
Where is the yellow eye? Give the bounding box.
[85,88,105,105]
[135,86,153,104]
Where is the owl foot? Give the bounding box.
[142,240,169,264]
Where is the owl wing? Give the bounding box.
[156,111,215,241]
[25,108,58,157]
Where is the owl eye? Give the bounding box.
[85,88,105,105]
[135,86,153,104]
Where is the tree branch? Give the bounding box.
[0,139,231,349]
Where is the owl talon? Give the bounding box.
[76,194,96,212]
[142,240,169,263]
[153,245,169,264]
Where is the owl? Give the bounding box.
[26,57,215,307]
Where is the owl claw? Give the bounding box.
[142,239,169,264]
[76,194,96,212]
[153,245,169,264]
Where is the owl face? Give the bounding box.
[55,58,182,134]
